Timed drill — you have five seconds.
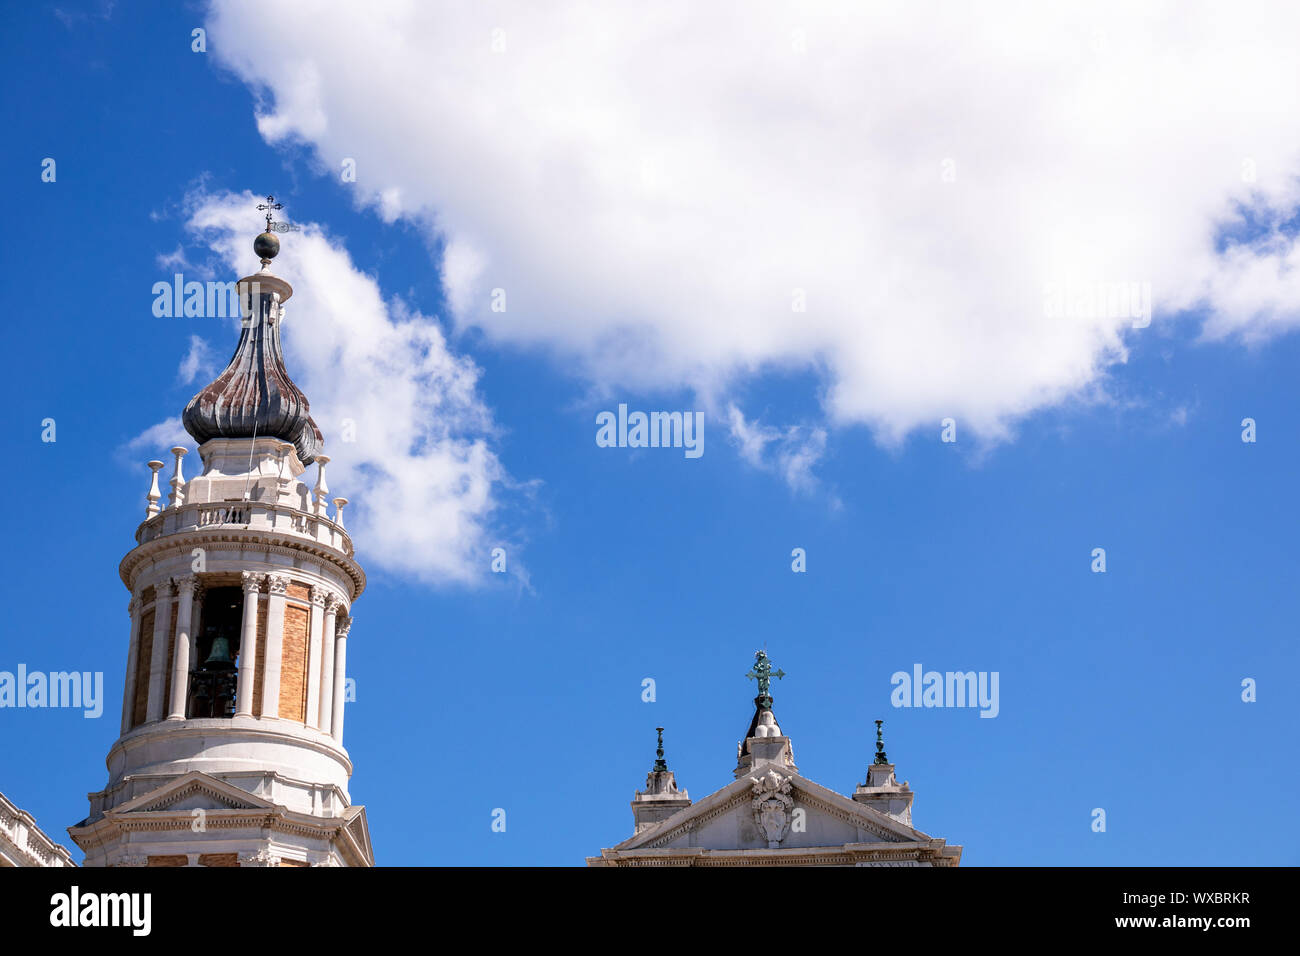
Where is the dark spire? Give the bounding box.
[874,718,889,764]
[652,727,668,772]
[182,199,322,464]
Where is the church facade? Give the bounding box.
[1,789,75,867]
[67,217,373,867]
[588,652,962,867]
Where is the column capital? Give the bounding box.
[173,574,198,596]
[309,584,329,607]
[325,594,344,614]
[238,849,279,867]
[241,571,266,594]
[157,578,178,598]
[266,573,291,596]
[336,615,353,639]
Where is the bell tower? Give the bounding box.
[69,208,373,867]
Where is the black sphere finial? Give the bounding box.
[254,230,280,264]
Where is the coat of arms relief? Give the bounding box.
[750,770,795,848]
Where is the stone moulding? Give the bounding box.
[104,719,355,775]
[135,500,355,559]
[119,530,365,599]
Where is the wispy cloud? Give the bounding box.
[727,404,834,500]
[124,417,188,457]
[176,335,214,386]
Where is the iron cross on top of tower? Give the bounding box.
[746,650,785,697]
[257,195,283,232]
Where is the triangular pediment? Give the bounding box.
[339,805,374,866]
[112,772,278,815]
[614,767,930,853]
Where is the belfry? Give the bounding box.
[69,205,373,867]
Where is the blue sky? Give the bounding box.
[2,1,1298,866]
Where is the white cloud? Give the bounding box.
[726,404,831,497]
[205,0,1300,453]
[132,191,512,587]
[176,335,213,385]
[156,245,192,272]
[124,417,189,456]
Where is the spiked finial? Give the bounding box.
[653,727,668,772]
[874,719,889,765]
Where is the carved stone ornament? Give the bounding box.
[238,848,279,867]
[266,574,291,595]
[750,769,795,848]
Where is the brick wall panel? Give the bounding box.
[162,600,178,715]
[252,597,268,716]
[279,603,310,722]
[131,607,155,728]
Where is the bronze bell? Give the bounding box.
[203,635,236,670]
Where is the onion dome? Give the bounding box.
[182,230,322,464]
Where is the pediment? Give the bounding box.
[614,768,929,853]
[338,805,374,866]
[112,772,278,815]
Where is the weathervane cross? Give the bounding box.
[745,650,785,697]
[256,194,283,232]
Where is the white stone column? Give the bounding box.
[235,572,264,717]
[318,595,340,733]
[330,615,351,743]
[167,577,199,719]
[145,581,176,723]
[305,586,328,729]
[313,456,331,518]
[167,446,188,509]
[145,460,164,518]
[119,597,142,734]
[261,574,290,718]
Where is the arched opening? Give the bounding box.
[187,586,243,718]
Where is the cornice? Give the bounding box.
[119,528,365,599]
[595,843,948,867]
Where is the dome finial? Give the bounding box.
[254,194,284,266]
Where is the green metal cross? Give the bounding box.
[745,650,785,697]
